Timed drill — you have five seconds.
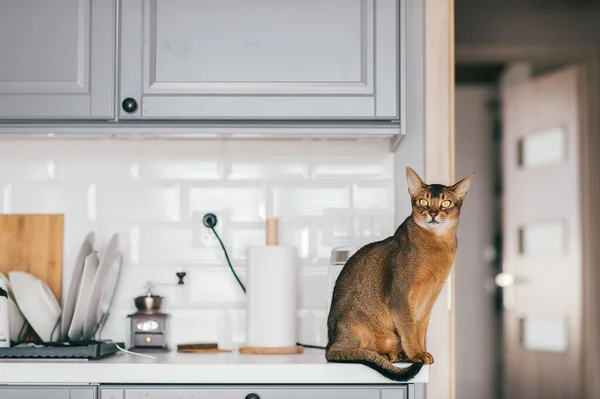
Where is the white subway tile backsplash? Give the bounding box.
[10,182,92,221]
[314,309,329,347]
[95,182,181,222]
[139,224,218,265]
[0,138,394,344]
[0,140,55,180]
[92,223,140,265]
[97,308,131,345]
[229,226,266,261]
[226,309,246,348]
[324,210,355,239]
[353,182,394,211]
[168,309,227,349]
[55,140,139,181]
[140,140,223,180]
[272,185,350,217]
[297,269,329,309]
[309,140,394,180]
[356,213,395,239]
[311,224,347,266]
[279,222,311,261]
[225,140,310,181]
[297,310,322,348]
[187,268,246,305]
[188,185,266,222]
[111,265,185,310]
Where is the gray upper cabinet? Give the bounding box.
[119,0,400,121]
[0,0,115,120]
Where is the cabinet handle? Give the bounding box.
[122,97,138,113]
[245,394,260,399]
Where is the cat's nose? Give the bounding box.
[430,211,438,219]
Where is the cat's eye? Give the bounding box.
[419,199,429,207]
[441,200,452,208]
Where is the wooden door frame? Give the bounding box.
[456,43,600,399]
[425,2,455,399]
[394,1,455,398]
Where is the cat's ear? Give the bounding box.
[406,167,425,197]
[451,173,474,201]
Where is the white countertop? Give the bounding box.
[0,349,428,385]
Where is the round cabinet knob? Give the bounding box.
[122,97,138,113]
[245,394,260,399]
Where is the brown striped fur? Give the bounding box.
[326,167,474,381]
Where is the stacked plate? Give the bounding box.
[0,272,27,343]
[62,233,123,342]
[6,232,123,343]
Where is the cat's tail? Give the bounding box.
[326,348,423,382]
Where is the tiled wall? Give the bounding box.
[0,137,395,348]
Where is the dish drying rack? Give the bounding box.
[0,312,122,360]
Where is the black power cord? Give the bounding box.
[202,213,326,351]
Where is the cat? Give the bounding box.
[325,166,473,381]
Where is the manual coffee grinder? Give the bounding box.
[128,281,170,352]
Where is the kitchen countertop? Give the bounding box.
[0,349,428,385]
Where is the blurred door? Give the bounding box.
[499,65,583,399]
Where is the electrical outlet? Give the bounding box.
[202,228,218,248]
[192,212,220,248]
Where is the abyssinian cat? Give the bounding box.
[326,167,473,381]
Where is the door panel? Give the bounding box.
[0,0,115,119]
[501,65,582,398]
[119,0,399,120]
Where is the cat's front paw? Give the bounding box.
[411,352,434,364]
[382,351,398,362]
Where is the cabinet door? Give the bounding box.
[0,385,96,399]
[119,0,399,120]
[0,0,115,119]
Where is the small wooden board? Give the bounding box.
[239,346,304,355]
[177,342,218,350]
[0,214,64,302]
[177,348,233,354]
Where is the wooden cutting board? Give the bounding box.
[0,214,64,302]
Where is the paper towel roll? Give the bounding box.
[245,246,297,348]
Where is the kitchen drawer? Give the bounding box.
[0,385,96,399]
[100,386,408,399]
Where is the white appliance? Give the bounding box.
[327,246,359,315]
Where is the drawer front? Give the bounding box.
[101,387,390,399]
[126,389,379,399]
[0,386,96,399]
[133,333,166,348]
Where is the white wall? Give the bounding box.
[455,86,498,399]
[0,137,395,349]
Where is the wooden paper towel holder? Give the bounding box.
[239,218,304,355]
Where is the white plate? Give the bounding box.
[9,271,62,342]
[61,232,94,341]
[83,233,120,340]
[97,252,122,322]
[67,251,99,341]
[0,272,26,342]
[0,272,13,300]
